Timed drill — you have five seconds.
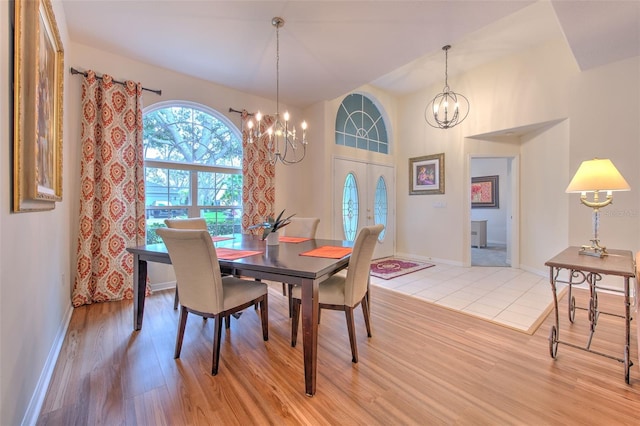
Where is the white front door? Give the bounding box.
[333,158,395,259]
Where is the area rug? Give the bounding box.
[370,257,435,280]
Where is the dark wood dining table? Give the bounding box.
[126,234,353,396]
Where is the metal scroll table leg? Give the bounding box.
[568,270,576,323]
[549,266,560,358]
[624,277,632,383]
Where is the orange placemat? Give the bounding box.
[299,246,352,259]
[211,236,233,242]
[279,236,311,243]
[216,248,262,260]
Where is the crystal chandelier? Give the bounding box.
[246,17,308,165]
[425,45,470,129]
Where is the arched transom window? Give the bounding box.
[335,93,388,154]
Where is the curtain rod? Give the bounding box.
[228,107,254,117]
[70,67,162,96]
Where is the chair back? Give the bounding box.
[165,217,207,230]
[156,228,224,314]
[343,224,384,307]
[283,217,320,238]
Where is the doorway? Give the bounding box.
[469,156,518,267]
[333,158,395,259]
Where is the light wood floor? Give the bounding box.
[38,283,639,425]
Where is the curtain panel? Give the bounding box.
[72,71,147,307]
[241,112,275,234]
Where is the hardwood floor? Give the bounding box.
[38,283,639,425]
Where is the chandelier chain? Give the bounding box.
[275,18,280,117]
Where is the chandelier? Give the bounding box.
[425,45,470,129]
[246,17,308,165]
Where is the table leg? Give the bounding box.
[549,266,560,358]
[133,254,148,330]
[624,276,631,383]
[301,278,319,396]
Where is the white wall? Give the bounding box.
[393,38,639,270]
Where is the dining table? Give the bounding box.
[126,233,353,396]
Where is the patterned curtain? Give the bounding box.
[72,71,147,307]
[241,111,275,234]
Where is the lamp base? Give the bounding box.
[578,239,608,258]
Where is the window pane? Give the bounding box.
[145,167,189,206]
[197,172,242,207]
[342,173,359,241]
[202,208,242,236]
[374,176,388,241]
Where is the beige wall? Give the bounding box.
[2,3,639,425]
[1,1,73,424]
[394,39,639,272]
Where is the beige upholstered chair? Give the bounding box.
[282,217,320,316]
[156,228,268,375]
[291,224,384,363]
[164,218,208,310]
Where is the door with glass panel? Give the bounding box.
[333,158,394,259]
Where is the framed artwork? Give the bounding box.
[409,153,444,195]
[13,0,64,212]
[471,175,499,208]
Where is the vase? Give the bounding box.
[266,231,279,246]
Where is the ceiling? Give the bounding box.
[62,1,640,109]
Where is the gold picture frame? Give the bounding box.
[409,153,445,195]
[13,0,64,212]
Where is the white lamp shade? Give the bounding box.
[566,158,630,193]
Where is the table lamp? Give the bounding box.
[566,158,630,257]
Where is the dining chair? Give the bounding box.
[164,218,208,310]
[282,217,320,316]
[290,224,384,363]
[156,228,269,375]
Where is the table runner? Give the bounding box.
[300,246,352,259]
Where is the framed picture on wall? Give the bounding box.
[471,175,499,208]
[409,153,444,195]
[13,0,64,212]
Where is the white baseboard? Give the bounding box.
[394,252,464,267]
[22,302,73,426]
[150,280,177,292]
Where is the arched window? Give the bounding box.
[143,101,242,243]
[335,93,389,154]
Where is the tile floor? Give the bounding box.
[370,261,567,333]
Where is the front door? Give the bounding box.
[333,158,395,259]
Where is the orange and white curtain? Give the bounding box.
[241,111,275,234]
[72,71,147,307]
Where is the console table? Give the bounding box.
[545,246,635,383]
